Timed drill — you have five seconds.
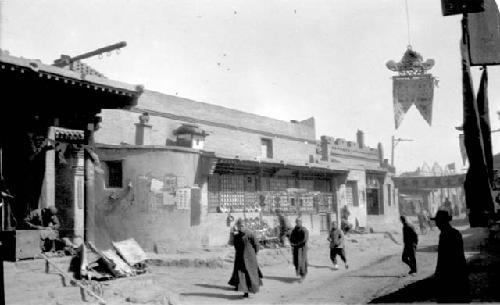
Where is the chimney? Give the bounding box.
[356,130,365,148]
[135,112,152,145]
[377,142,384,163]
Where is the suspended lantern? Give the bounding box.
[386,46,437,129]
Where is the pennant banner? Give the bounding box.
[393,75,435,128]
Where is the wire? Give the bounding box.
[405,0,412,47]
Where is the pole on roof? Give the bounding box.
[53,41,127,67]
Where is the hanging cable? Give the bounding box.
[405,0,412,48]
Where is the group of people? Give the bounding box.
[229,208,470,302]
[228,217,348,298]
[400,210,469,303]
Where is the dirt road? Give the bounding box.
[6,222,485,305]
[171,229,440,305]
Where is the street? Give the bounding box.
[7,221,485,305]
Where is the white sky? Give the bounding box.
[1,0,499,173]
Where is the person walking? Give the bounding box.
[400,216,418,275]
[228,218,263,298]
[431,210,469,303]
[276,209,291,246]
[417,210,427,235]
[327,221,348,270]
[423,209,434,231]
[289,218,308,282]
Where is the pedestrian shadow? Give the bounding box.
[264,275,300,283]
[180,292,243,300]
[417,245,438,253]
[347,274,401,278]
[308,264,332,269]
[195,283,235,291]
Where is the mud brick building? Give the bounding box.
[0,51,399,254]
[94,90,398,252]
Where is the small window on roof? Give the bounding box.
[261,138,273,159]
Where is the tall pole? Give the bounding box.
[0,143,4,305]
[391,136,414,167]
[391,136,395,167]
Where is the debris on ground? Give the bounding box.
[69,238,148,281]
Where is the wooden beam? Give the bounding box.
[40,253,106,304]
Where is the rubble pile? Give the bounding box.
[71,238,148,281]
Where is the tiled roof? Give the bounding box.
[0,50,142,96]
[66,60,106,78]
[54,127,84,141]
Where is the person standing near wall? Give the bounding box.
[289,218,308,282]
[400,216,418,275]
[431,210,469,303]
[327,221,348,270]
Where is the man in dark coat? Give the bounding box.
[328,221,348,270]
[400,216,418,275]
[432,210,469,303]
[228,218,263,298]
[289,218,308,282]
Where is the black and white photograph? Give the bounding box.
[1,0,500,304]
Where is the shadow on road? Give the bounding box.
[180,292,243,300]
[347,274,402,278]
[264,275,300,283]
[416,244,438,253]
[370,222,500,303]
[195,283,235,291]
[369,276,435,303]
[308,264,332,269]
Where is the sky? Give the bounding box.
[1,0,499,174]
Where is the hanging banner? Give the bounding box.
[462,49,495,227]
[393,174,466,190]
[393,75,435,128]
[467,0,500,66]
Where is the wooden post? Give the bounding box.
[39,127,55,209]
[0,142,5,305]
[84,123,95,244]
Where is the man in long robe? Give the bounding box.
[228,218,263,298]
[289,218,308,282]
[432,210,469,303]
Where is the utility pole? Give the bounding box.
[391,135,414,167]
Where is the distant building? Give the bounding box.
[395,162,465,218]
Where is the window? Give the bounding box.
[346,181,359,207]
[261,138,273,159]
[105,161,123,188]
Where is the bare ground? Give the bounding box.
[4,221,488,305]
